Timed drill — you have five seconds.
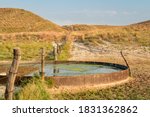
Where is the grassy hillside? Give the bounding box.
[0,32,68,60]
[0,8,64,33]
[63,24,121,31]
[0,8,68,60]
[0,8,149,60]
[64,21,150,46]
[63,20,150,31]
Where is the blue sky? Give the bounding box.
[0,0,150,25]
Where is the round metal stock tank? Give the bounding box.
[45,61,129,86]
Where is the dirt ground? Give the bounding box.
[69,42,150,62]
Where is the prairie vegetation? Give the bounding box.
[0,41,52,60]
[64,21,150,47]
[14,76,52,100]
[0,32,68,60]
[0,8,64,33]
[0,8,67,60]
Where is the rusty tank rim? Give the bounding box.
[45,61,129,86]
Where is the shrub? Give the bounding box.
[58,41,72,60]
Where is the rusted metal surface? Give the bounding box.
[50,69,129,86]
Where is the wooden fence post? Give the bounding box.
[5,48,21,100]
[40,48,45,81]
[120,50,131,76]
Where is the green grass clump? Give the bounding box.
[58,41,72,60]
[14,77,51,100]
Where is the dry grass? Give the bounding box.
[64,21,150,47]
[0,8,65,33]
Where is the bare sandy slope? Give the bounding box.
[69,42,150,63]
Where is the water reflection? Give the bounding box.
[53,64,59,76]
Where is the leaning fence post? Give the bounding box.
[5,48,21,100]
[120,50,131,76]
[40,48,45,81]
